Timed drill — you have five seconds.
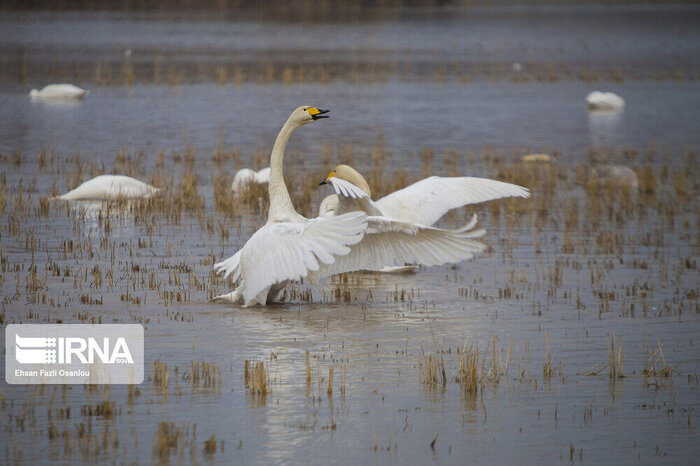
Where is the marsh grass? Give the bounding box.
[418,348,447,390]
[455,339,481,395]
[152,422,197,460]
[244,359,269,395]
[608,333,624,381]
[643,336,679,383]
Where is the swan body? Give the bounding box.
[53,175,160,200]
[522,153,552,163]
[588,165,638,189]
[319,164,531,226]
[29,84,89,100]
[585,91,625,111]
[231,167,271,193]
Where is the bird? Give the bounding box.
[231,167,270,194]
[585,91,625,111]
[52,175,160,200]
[28,84,89,100]
[315,164,531,275]
[308,168,489,280]
[588,165,638,190]
[212,106,369,306]
[318,164,531,226]
[212,107,490,306]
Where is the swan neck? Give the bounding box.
[267,117,300,221]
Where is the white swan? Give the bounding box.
[52,175,160,200]
[318,164,523,273]
[212,108,491,306]
[212,106,368,306]
[319,164,531,226]
[305,173,487,280]
[29,84,89,100]
[231,167,270,194]
[588,165,638,189]
[585,91,625,111]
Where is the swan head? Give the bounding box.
[320,164,372,197]
[28,89,39,98]
[290,106,330,126]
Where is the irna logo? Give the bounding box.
[6,324,144,384]
[15,334,134,365]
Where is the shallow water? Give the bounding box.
[1,6,699,465]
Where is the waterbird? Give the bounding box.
[212,108,491,306]
[585,91,625,111]
[317,164,530,273]
[52,175,160,200]
[212,106,367,306]
[318,164,531,226]
[231,167,270,194]
[29,84,89,100]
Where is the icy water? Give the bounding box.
[1,6,699,465]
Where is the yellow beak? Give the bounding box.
[307,107,330,120]
[319,170,335,185]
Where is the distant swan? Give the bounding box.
[231,167,270,194]
[588,165,638,189]
[319,164,530,226]
[29,84,89,100]
[585,91,625,111]
[52,175,160,200]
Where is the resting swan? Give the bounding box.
[52,175,160,200]
[585,91,625,111]
[319,164,530,225]
[29,84,89,100]
[231,167,270,194]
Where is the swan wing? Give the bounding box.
[312,216,486,279]
[324,177,384,216]
[237,211,367,303]
[213,250,243,281]
[375,176,530,226]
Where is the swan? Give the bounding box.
[522,153,552,163]
[317,164,532,274]
[304,171,488,280]
[588,165,638,189]
[231,167,271,194]
[52,175,160,200]
[212,107,490,306]
[212,106,368,306]
[585,91,625,111]
[29,84,89,100]
[318,164,531,226]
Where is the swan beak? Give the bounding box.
[308,107,330,120]
[319,170,335,185]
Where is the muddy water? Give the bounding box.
[1,6,699,465]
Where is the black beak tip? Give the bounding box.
[312,109,330,120]
[319,180,327,186]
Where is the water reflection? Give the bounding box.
[587,108,623,148]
